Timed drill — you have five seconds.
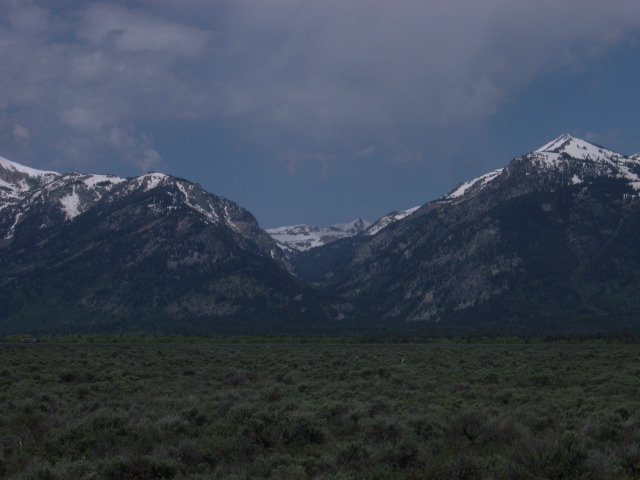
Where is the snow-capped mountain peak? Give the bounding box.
[434,134,640,207]
[0,155,60,201]
[132,172,170,191]
[534,133,620,162]
[524,134,640,191]
[0,155,59,179]
[535,133,577,153]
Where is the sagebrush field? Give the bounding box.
[2,343,640,479]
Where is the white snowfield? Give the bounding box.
[267,208,425,252]
[81,174,125,189]
[57,174,126,220]
[267,218,371,252]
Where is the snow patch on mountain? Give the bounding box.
[222,204,240,232]
[0,177,14,192]
[442,169,503,201]
[60,187,82,220]
[0,155,59,181]
[137,173,169,191]
[82,174,125,189]
[176,181,215,223]
[3,212,22,239]
[365,206,420,236]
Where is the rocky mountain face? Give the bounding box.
[0,157,327,334]
[293,134,640,334]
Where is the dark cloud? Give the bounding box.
[0,1,217,171]
[78,3,212,56]
[1,0,640,177]
[217,1,640,139]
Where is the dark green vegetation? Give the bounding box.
[3,343,640,479]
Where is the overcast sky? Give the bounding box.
[2,1,640,228]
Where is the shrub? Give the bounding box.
[282,413,326,447]
[436,453,486,480]
[4,343,640,479]
[510,431,588,479]
[98,455,177,480]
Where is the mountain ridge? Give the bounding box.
[0,162,289,265]
[3,133,640,334]
[291,133,640,333]
[0,157,331,334]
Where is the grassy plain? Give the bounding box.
[1,343,640,479]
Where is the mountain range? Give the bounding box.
[2,133,640,335]
[292,134,640,334]
[0,157,329,334]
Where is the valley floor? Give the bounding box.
[1,343,640,479]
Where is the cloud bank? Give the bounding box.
[1,0,640,173]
